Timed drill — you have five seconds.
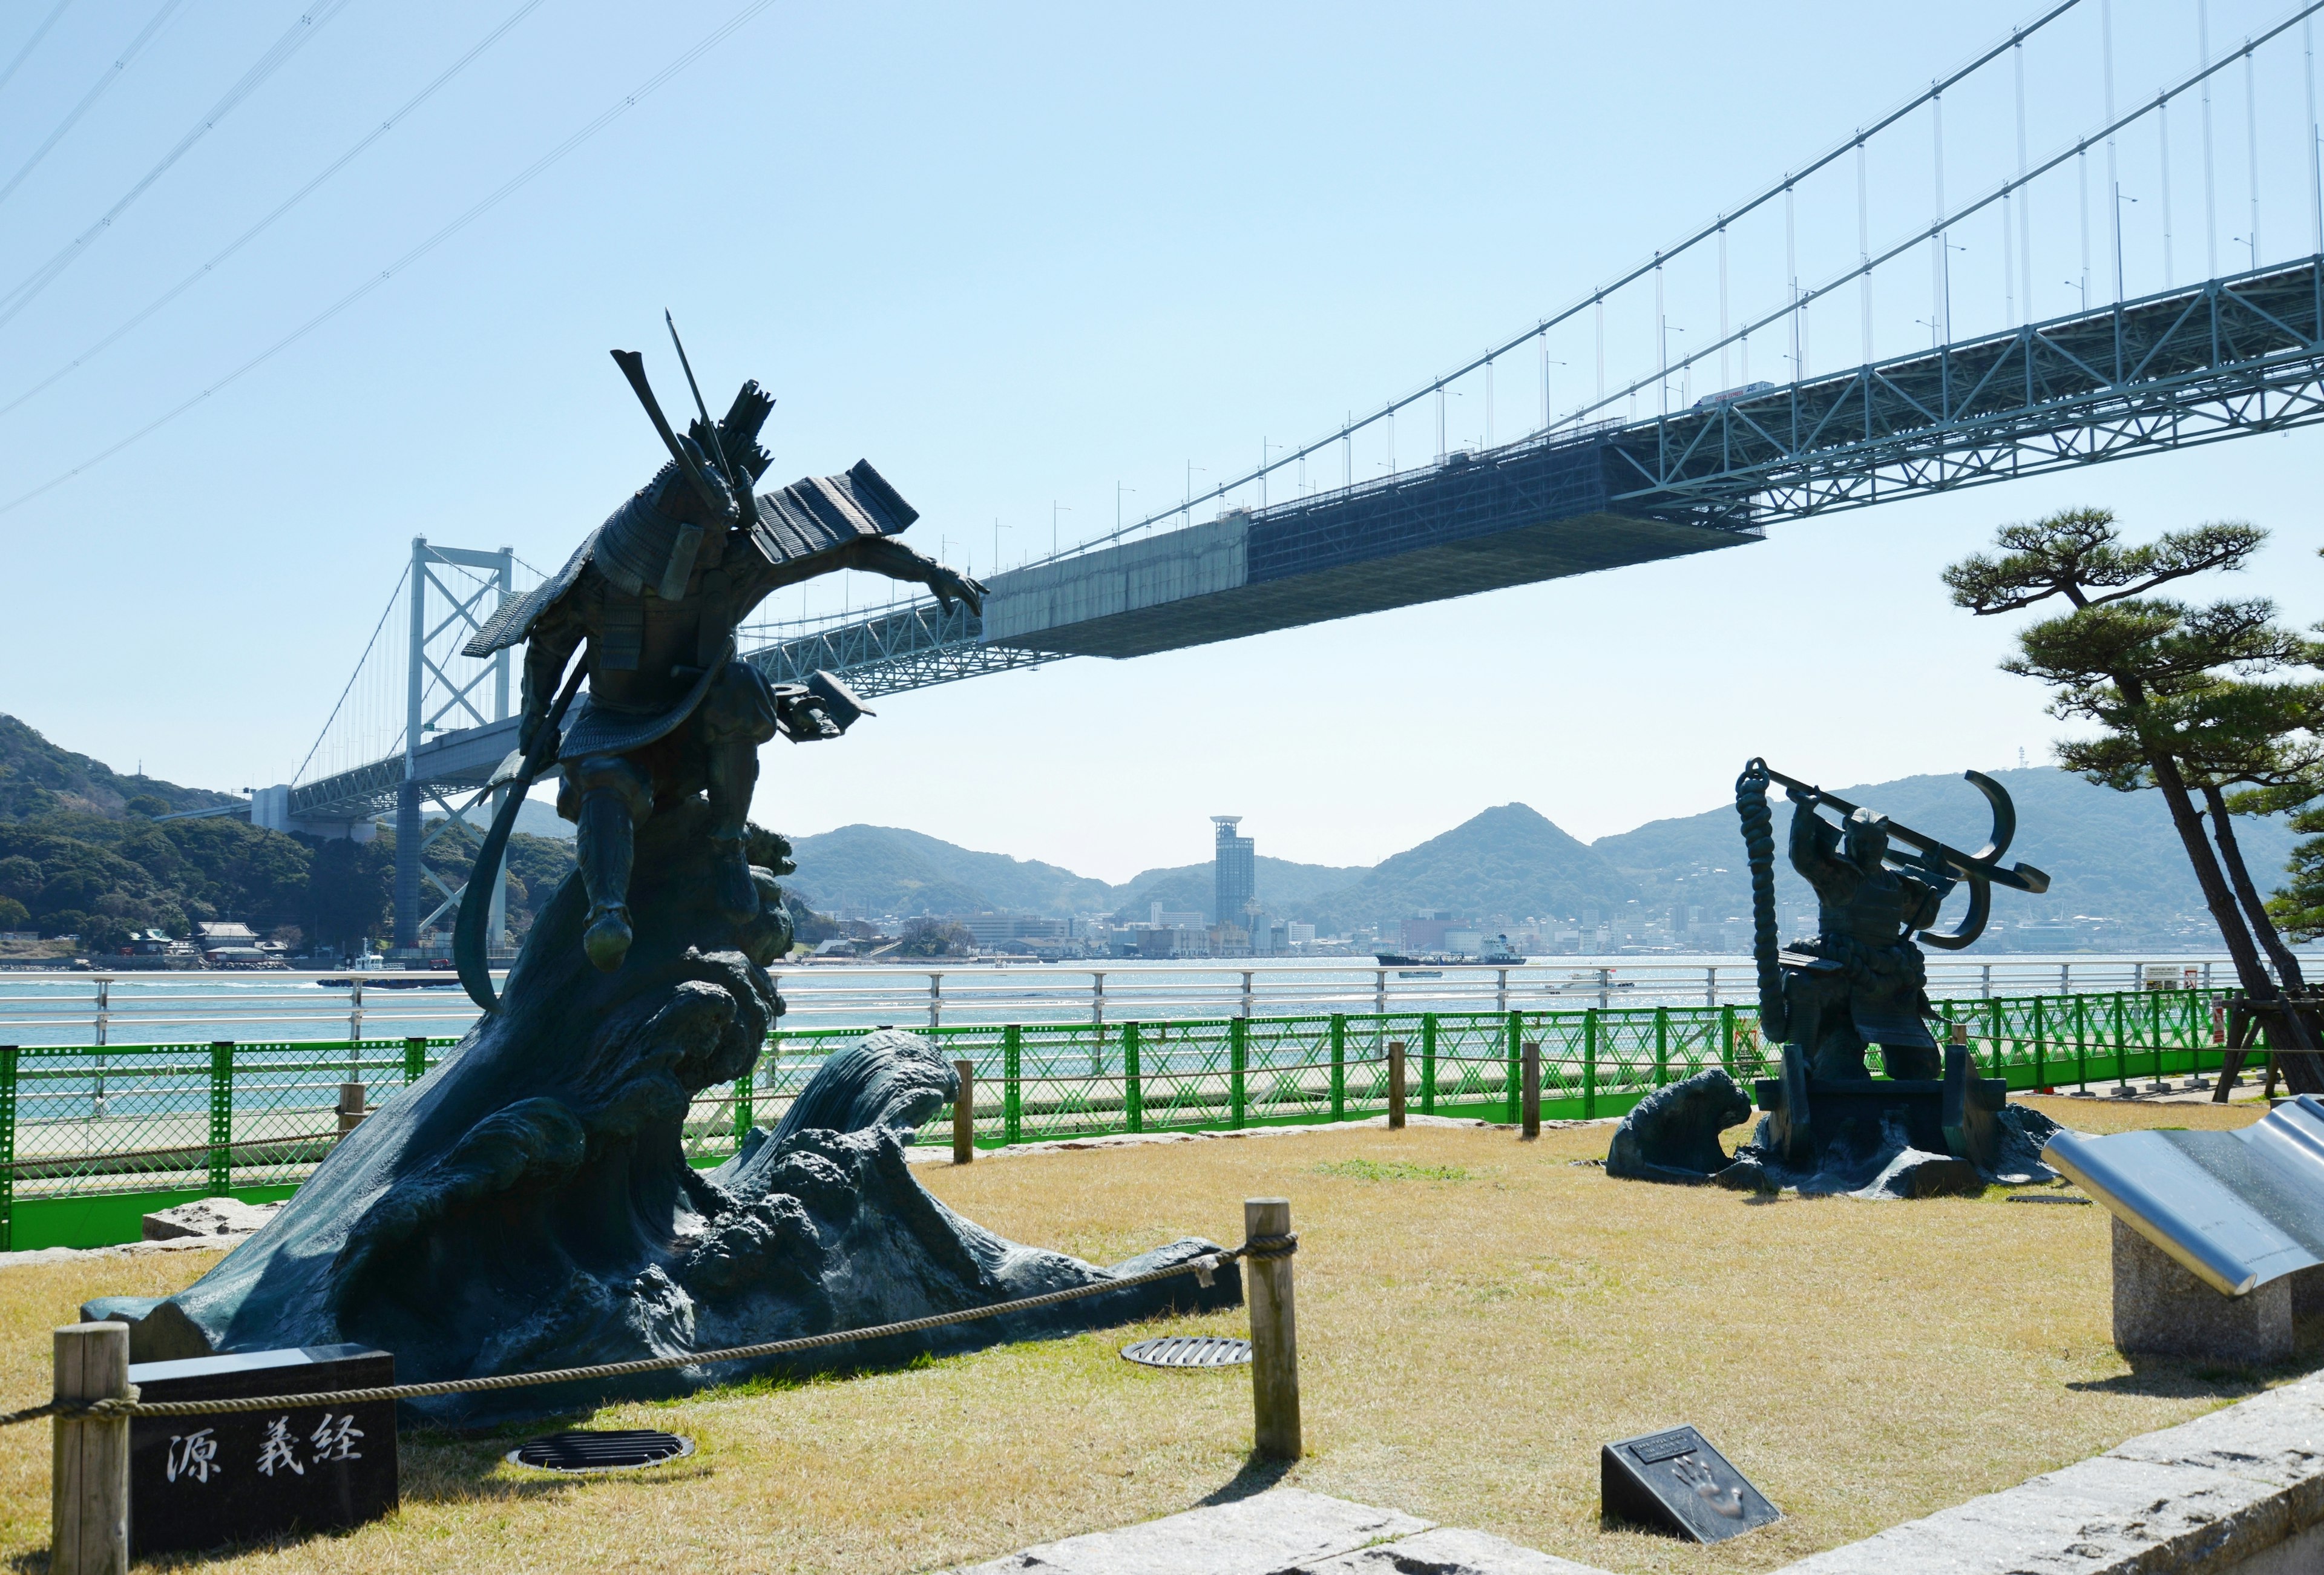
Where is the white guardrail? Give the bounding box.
[0,953,2307,1048]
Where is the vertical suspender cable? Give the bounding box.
[2162,96,2176,283]
[1934,89,1948,341]
[2003,158,2017,325]
[1595,295,1605,402]
[2248,48,2263,267]
[2092,142,2110,309]
[2204,0,2219,277]
[1719,220,1731,389]
[2017,36,2033,322]
[1858,140,1873,361]
[1787,182,1800,377]
[1655,255,1667,416]
[2105,0,2121,300]
[2308,15,2322,253]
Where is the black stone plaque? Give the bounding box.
[127,1344,397,1556]
[1601,1424,1779,1543]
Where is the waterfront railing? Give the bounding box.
[0,983,2254,1251]
[0,955,2288,1047]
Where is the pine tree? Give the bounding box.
[1943,509,2322,1091]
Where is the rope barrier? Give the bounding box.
[14,1235,1294,1424]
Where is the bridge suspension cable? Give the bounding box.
[0,1,76,104]
[1049,0,2091,563]
[0,0,781,519]
[0,0,356,331]
[0,0,185,212]
[290,566,408,789]
[0,0,548,421]
[1557,0,2324,436]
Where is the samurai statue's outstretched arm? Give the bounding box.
[730,530,986,617]
[839,535,985,613]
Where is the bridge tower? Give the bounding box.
[393,538,517,955]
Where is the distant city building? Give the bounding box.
[956,914,1069,948]
[192,922,260,956]
[1285,922,1316,946]
[1133,927,1209,959]
[1401,914,1457,953]
[1212,815,1255,927]
[1149,903,1206,930]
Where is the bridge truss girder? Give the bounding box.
[743,600,1063,697]
[1609,257,2324,522]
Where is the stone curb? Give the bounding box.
[939,1486,1614,1574]
[1770,1370,2324,1573]
[941,1375,2324,1574]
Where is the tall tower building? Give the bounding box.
[1212,815,1256,927]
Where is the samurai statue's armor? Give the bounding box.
[462,381,981,972]
[1776,801,1950,1081]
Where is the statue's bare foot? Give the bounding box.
[584,904,634,972]
[712,844,760,922]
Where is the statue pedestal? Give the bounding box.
[2113,1219,2303,1362]
[1756,1044,2006,1171]
[85,798,1238,1424]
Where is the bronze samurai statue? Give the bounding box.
[459,340,982,982]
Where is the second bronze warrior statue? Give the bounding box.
[461,349,984,975]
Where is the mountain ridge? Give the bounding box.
[3,715,2297,949]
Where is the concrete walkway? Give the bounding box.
[942,1487,1604,1573]
[948,1370,2324,1574]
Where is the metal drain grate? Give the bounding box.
[1121,1335,1252,1369]
[506,1430,697,1472]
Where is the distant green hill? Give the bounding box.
[786,824,1115,916]
[0,714,573,954]
[11,707,2302,953]
[1592,766,2295,947]
[1302,803,1635,933]
[0,714,237,821]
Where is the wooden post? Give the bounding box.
[52,1321,129,1575]
[336,1082,366,1136]
[1244,1197,1300,1461]
[1521,1042,1541,1139]
[1387,1041,1406,1129]
[951,1059,974,1165]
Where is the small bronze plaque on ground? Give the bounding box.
[128,1343,396,1556]
[1601,1424,1779,1543]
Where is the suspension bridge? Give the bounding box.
[241,0,2324,953]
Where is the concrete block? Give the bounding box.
[140,1197,280,1242]
[1771,1453,2289,1573]
[1296,1525,1613,1573]
[2114,1218,2294,1363]
[946,1488,1430,1574]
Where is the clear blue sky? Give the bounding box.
[4,1,2320,883]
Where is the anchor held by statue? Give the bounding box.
[1747,761,2050,952]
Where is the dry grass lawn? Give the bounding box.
[0,1095,2302,1574]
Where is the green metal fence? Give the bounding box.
[0,987,2253,1249]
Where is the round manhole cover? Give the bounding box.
[506,1429,696,1472]
[1122,1335,1252,1369]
